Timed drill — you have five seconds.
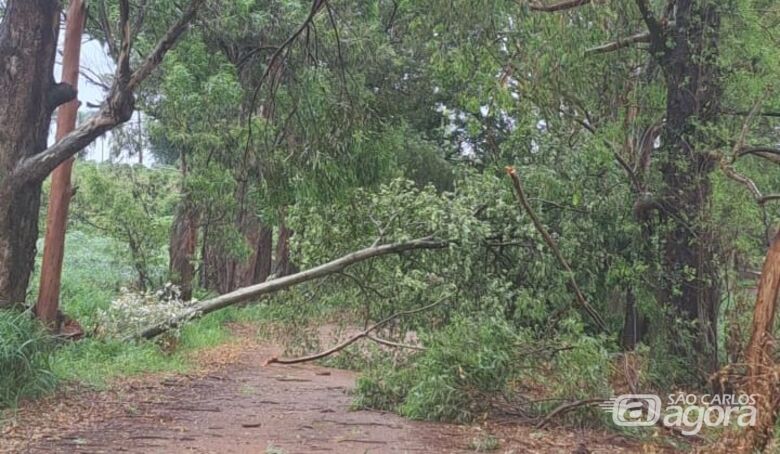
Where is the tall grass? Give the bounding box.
[0,311,57,408]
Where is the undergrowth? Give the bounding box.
[353,316,614,426]
[0,311,57,408]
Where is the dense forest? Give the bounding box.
[1,0,779,452]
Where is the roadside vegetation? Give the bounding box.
[1,1,779,452]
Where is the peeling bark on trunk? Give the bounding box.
[0,1,63,307]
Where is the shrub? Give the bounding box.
[0,311,56,408]
[353,315,617,426]
[354,316,523,423]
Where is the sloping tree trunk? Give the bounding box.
[135,237,447,340]
[0,1,67,308]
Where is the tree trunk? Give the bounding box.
[134,237,447,340]
[169,200,199,300]
[621,288,647,351]
[0,1,65,308]
[273,214,296,278]
[713,230,780,452]
[36,0,86,327]
[655,0,722,374]
[202,211,273,293]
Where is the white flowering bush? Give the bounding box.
[96,283,198,339]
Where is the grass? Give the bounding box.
[0,311,57,408]
[1,231,272,400]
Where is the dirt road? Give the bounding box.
[1,331,656,453]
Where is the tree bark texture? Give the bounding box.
[713,230,780,452]
[36,0,87,326]
[169,200,200,300]
[0,1,65,307]
[653,0,722,373]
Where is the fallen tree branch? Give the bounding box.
[264,297,446,365]
[131,237,447,340]
[505,166,608,332]
[367,334,426,351]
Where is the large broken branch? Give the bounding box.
[264,296,446,365]
[12,0,204,184]
[505,167,608,332]
[132,237,447,340]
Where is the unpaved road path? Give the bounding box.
[1,332,658,453]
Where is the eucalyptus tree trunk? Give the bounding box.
[273,208,297,277]
[36,0,87,327]
[652,0,722,373]
[169,200,199,300]
[0,1,68,308]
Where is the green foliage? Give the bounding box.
[0,311,56,408]
[399,317,521,422]
[353,315,613,425]
[70,163,177,289]
[9,1,779,442]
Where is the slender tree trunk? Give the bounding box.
[36,0,86,327]
[0,1,67,308]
